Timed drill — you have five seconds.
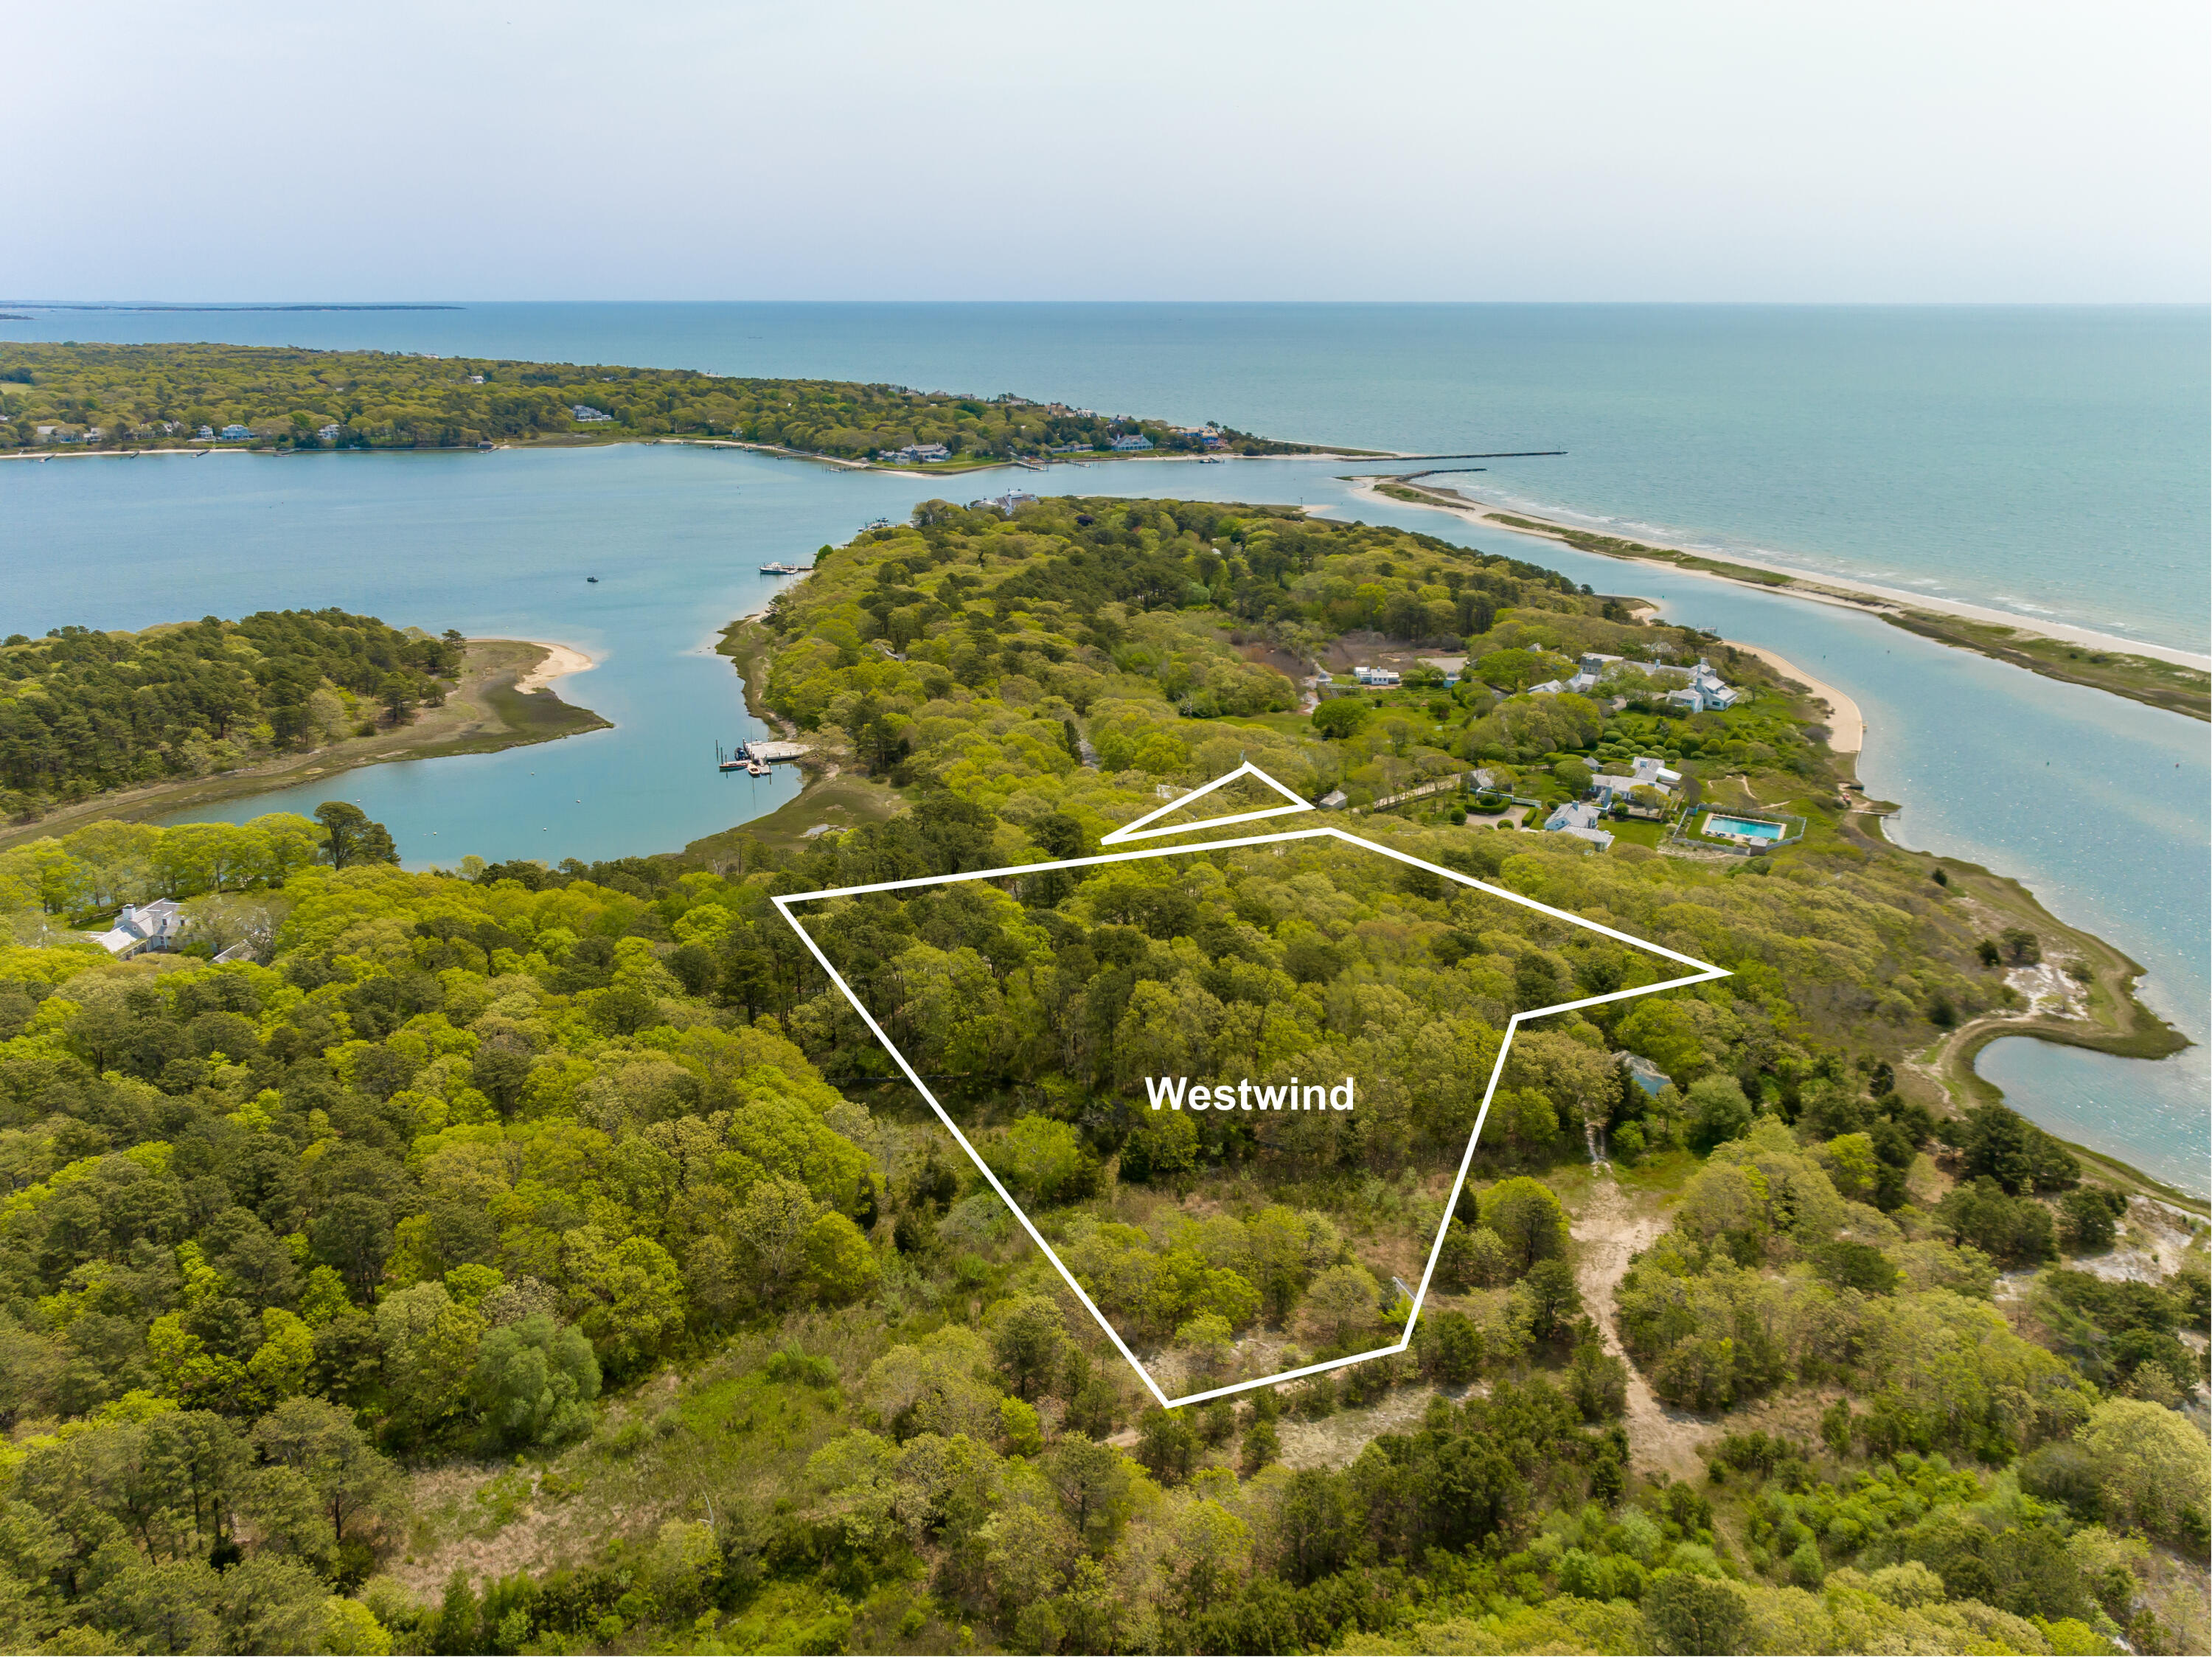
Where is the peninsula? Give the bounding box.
[0,616,606,849]
[0,340,1318,468]
[0,494,2198,1656]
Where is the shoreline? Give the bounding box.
[1724,639,1864,754]
[506,639,595,694]
[0,639,608,853]
[1354,478,2211,673]
[703,552,2194,1195]
[1345,478,2212,712]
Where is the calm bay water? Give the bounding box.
[4,302,2207,653]
[1,304,2205,1187]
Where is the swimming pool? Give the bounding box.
[1704,813,1786,841]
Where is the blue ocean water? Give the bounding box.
[5,302,2206,653]
[0,305,2205,1187]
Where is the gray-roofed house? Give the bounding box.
[88,899,187,959]
[1590,754,1683,810]
[1542,799,1614,850]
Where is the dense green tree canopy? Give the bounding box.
[0,342,1311,461]
[0,611,459,817]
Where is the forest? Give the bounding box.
[0,344,1309,463]
[0,611,464,824]
[0,496,2197,1654]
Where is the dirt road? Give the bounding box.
[1571,1171,1711,1478]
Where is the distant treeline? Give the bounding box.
[0,611,461,813]
[0,342,1312,462]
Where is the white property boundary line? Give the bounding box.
[772,782,1728,1411]
[1099,760,1315,844]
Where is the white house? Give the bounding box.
[1591,754,1683,807]
[88,899,186,959]
[1107,433,1153,451]
[970,490,1038,514]
[318,423,342,441]
[1614,655,1739,712]
[1354,666,1401,687]
[1543,799,1615,850]
[1318,788,1349,809]
[1668,659,1740,712]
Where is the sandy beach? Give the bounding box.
[1354,479,2212,673]
[1725,640,1864,754]
[503,640,596,694]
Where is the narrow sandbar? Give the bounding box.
[499,641,597,694]
[1354,479,2211,673]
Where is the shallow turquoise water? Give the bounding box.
[3,305,2204,1187]
[6,302,2207,652]
[4,445,2205,1189]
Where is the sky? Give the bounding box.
[9,1,2208,303]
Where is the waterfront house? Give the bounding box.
[969,490,1039,514]
[219,423,251,440]
[195,426,214,440]
[318,423,342,441]
[1107,433,1153,451]
[1542,799,1615,850]
[1615,655,1739,712]
[88,900,186,959]
[569,405,613,423]
[886,442,950,464]
[1667,659,1740,712]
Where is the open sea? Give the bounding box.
[1,304,2206,1189]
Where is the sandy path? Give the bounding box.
[1571,1173,1711,1479]
[502,640,596,694]
[1722,639,1865,754]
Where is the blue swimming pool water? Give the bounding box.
[1704,814,1786,841]
[3,305,2203,1187]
